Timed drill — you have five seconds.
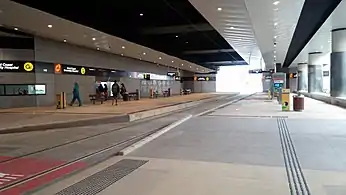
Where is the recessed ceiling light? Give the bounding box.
[190,66,192,68]
[159,57,162,60]
[217,7,222,11]
[121,53,124,56]
[172,60,174,63]
[185,41,189,44]
[181,63,184,66]
[274,36,277,39]
[122,46,125,49]
[140,13,144,16]
[143,52,146,55]
[274,50,276,53]
[176,35,179,38]
[274,22,278,26]
[97,47,100,50]
[48,24,53,28]
[92,37,96,41]
[14,27,18,31]
[63,39,67,43]
[273,1,280,5]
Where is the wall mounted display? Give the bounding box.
[0,84,46,96]
[323,71,329,77]
[0,61,35,72]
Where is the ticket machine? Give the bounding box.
[271,73,286,103]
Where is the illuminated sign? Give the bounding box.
[289,73,297,78]
[0,61,35,72]
[249,69,263,74]
[167,72,176,77]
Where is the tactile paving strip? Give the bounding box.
[55,159,148,195]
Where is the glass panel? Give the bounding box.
[2,84,46,96]
[0,85,4,95]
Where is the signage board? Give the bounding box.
[0,61,35,72]
[167,72,176,77]
[323,71,329,77]
[264,75,272,80]
[289,73,297,78]
[249,69,263,74]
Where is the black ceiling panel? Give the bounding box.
[283,0,342,67]
[12,0,247,70]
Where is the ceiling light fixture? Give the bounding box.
[189,66,192,68]
[143,52,146,55]
[186,41,189,44]
[92,37,96,41]
[181,64,184,66]
[97,47,100,50]
[273,1,280,5]
[159,57,162,59]
[176,35,179,38]
[122,46,125,49]
[121,53,124,56]
[48,24,53,28]
[63,39,67,43]
[217,7,222,11]
[172,60,174,63]
[274,22,278,26]
[140,13,144,16]
[274,36,277,39]
[14,27,18,31]
[230,26,235,29]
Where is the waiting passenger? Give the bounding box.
[103,84,108,100]
[120,83,127,97]
[70,82,82,106]
[112,81,120,106]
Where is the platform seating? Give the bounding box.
[89,94,104,104]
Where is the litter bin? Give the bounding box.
[56,92,66,109]
[293,95,304,111]
[123,93,129,101]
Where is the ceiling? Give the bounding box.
[0,0,216,73]
[10,0,248,71]
[189,0,306,70]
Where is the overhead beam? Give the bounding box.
[141,23,213,35]
[203,61,248,65]
[183,49,235,54]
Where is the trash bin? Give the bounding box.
[56,92,66,109]
[123,93,129,101]
[293,95,304,111]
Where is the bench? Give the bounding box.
[128,92,139,101]
[181,89,192,95]
[89,94,104,104]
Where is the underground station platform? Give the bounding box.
[0,93,345,194]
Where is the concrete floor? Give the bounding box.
[32,94,346,195]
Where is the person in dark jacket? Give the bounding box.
[70,82,82,106]
[111,82,120,106]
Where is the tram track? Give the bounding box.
[0,94,247,193]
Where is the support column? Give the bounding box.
[331,28,346,97]
[297,63,308,91]
[308,52,323,93]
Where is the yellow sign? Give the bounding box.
[281,88,290,111]
[81,67,86,75]
[24,62,34,72]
